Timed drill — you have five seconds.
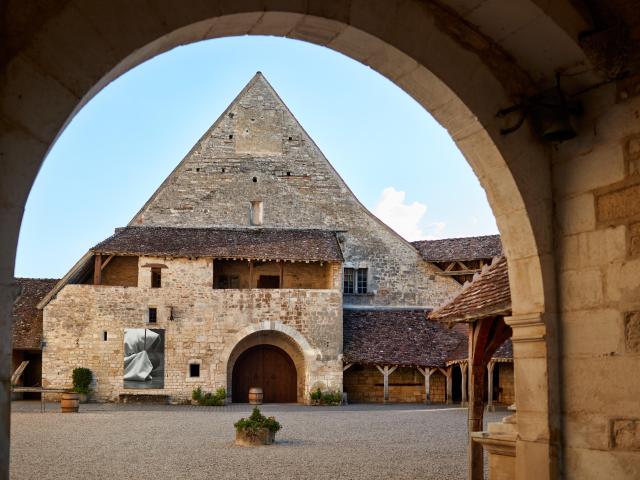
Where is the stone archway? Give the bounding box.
[232,344,297,403]
[224,326,311,404]
[1,2,609,478]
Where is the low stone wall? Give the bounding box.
[343,365,447,403]
[43,269,342,403]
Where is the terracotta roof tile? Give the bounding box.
[92,226,343,262]
[429,256,511,322]
[412,235,502,262]
[12,278,58,350]
[343,309,467,368]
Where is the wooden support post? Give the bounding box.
[461,362,468,407]
[487,361,496,412]
[93,254,102,285]
[249,260,254,288]
[376,365,397,404]
[279,261,284,288]
[417,367,434,404]
[445,366,453,404]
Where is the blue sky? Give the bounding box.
[15,36,497,279]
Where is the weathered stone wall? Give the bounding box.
[497,363,514,405]
[130,75,459,308]
[42,257,342,402]
[551,84,640,476]
[343,365,446,403]
[101,256,138,287]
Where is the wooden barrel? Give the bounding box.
[61,392,80,413]
[248,387,263,405]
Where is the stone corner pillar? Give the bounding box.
[504,312,560,480]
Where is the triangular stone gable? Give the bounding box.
[129,72,350,228]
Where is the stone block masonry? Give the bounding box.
[43,256,343,403]
[129,73,460,308]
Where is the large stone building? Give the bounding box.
[38,73,462,404]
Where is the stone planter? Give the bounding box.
[235,428,276,446]
[78,393,89,404]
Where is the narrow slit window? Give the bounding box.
[103,331,108,341]
[148,307,157,324]
[356,268,368,294]
[189,364,200,378]
[151,268,161,288]
[343,268,354,294]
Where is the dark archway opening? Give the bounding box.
[452,366,462,403]
[232,344,297,403]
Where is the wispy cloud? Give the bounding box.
[373,187,435,241]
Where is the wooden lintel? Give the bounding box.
[437,269,482,276]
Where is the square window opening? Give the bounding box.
[189,363,200,378]
[148,307,157,323]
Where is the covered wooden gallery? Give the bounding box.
[342,308,513,405]
[428,255,514,478]
[10,278,59,399]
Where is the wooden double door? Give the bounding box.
[232,345,297,403]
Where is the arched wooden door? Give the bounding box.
[232,345,297,403]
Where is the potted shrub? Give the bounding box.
[234,407,281,446]
[192,386,226,406]
[72,367,93,403]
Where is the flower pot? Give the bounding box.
[235,427,276,446]
[61,392,80,413]
[78,393,88,404]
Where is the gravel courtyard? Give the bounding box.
[10,402,507,480]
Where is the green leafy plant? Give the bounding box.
[72,367,92,395]
[234,407,281,437]
[192,386,226,406]
[310,387,323,402]
[321,390,342,405]
[310,387,342,405]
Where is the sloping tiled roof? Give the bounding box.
[92,227,343,262]
[343,309,467,368]
[412,235,502,262]
[446,336,513,364]
[429,256,511,322]
[12,278,58,350]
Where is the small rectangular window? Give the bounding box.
[343,268,354,294]
[103,331,108,341]
[356,268,368,294]
[151,268,162,288]
[189,364,200,378]
[148,307,157,323]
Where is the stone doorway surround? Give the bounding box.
[223,322,316,405]
[3,2,640,479]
